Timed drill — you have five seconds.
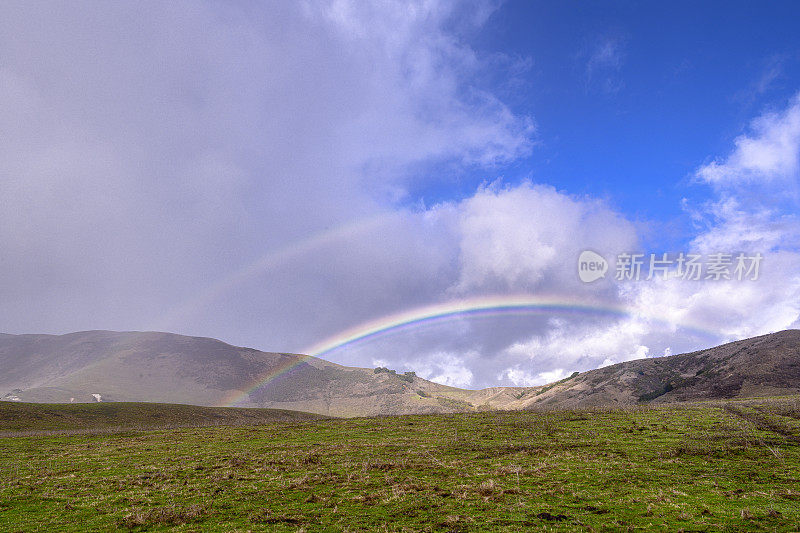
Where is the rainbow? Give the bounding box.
[220,294,719,406]
[152,213,393,332]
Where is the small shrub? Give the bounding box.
[638,382,674,402]
[375,367,414,381]
[399,371,416,383]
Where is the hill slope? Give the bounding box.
[0,330,477,416]
[2,329,800,416]
[0,401,326,433]
[497,329,800,409]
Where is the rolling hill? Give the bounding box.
[2,329,799,416]
[0,401,327,434]
[0,330,479,416]
[504,329,800,409]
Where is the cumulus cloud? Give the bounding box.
[697,93,800,187]
[405,351,475,388]
[492,316,661,386]
[369,92,800,390]
[271,180,641,388]
[470,93,800,388]
[452,182,637,293]
[499,366,569,387]
[505,318,651,366]
[616,94,800,344]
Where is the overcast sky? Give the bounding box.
[2,1,800,388]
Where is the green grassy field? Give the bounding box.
[1,398,799,531]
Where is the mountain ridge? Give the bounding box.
[2,329,799,416]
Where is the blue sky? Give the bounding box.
[1,1,799,388]
[411,1,800,247]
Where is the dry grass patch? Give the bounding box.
[120,503,209,528]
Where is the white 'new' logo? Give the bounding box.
[578,250,608,283]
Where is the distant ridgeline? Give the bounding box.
[1,329,799,416]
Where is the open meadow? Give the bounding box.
[1,398,799,531]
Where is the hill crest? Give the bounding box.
[2,329,799,416]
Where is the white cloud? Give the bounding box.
[620,94,800,344]
[504,318,652,369]
[687,198,799,254]
[499,366,568,386]
[482,93,800,382]
[352,88,800,389]
[697,93,800,186]
[583,36,626,94]
[453,181,638,293]
[626,250,800,342]
[305,0,535,170]
[409,351,475,388]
